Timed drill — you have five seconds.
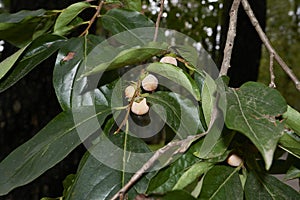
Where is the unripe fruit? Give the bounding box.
[125,85,135,98]
[160,56,177,66]
[227,154,243,167]
[142,74,158,92]
[131,98,149,115]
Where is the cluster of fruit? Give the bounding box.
[124,56,177,116]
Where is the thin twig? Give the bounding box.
[241,0,300,91]
[269,52,276,88]
[219,0,241,76]
[110,133,206,200]
[110,93,223,200]
[114,80,141,134]
[153,0,165,42]
[80,0,104,36]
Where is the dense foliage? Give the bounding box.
[0,0,299,199]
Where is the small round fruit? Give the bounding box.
[160,56,177,66]
[125,85,135,98]
[142,74,158,92]
[227,154,243,167]
[131,98,149,115]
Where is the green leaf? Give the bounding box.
[279,132,300,158]
[0,9,47,47]
[146,62,201,101]
[285,166,300,180]
[147,92,204,138]
[54,2,91,34]
[82,42,168,76]
[173,162,214,190]
[0,106,111,195]
[283,105,300,136]
[194,131,235,159]
[0,34,66,92]
[150,190,197,200]
[123,0,142,11]
[146,151,201,194]
[225,82,287,170]
[0,44,28,80]
[102,8,154,35]
[62,174,76,197]
[53,35,104,110]
[65,130,152,200]
[245,171,300,199]
[198,165,243,200]
[201,74,216,126]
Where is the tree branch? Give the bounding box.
[241,0,300,91]
[153,0,165,42]
[219,0,241,77]
[80,0,104,36]
[110,133,206,200]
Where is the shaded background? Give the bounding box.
[0,0,299,199]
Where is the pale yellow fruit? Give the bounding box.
[142,74,158,92]
[159,56,178,66]
[125,85,135,98]
[227,154,243,167]
[131,98,149,115]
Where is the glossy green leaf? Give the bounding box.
[173,162,214,190]
[0,34,66,92]
[285,166,300,180]
[150,190,197,200]
[194,131,235,159]
[54,2,91,34]
[198,165,243,200]
[53,35,104,110]
[283,105,300,136]
[65,126,152,200]
[201,74,216,125]
[82,42,168,77]
[225,82,287,170]
[147,91,204,138]
[0,9,47,47]
[146,151,201,194]
[0,9,45,24]
[245,171,300,199]
[279,132,300,158]
[146,62,201,101]
[62,174,76,197]
[123,0,142,11]
[102,8,154,35]
[53,16,84,36]
[0,44,28,80]
[0,105,111,195]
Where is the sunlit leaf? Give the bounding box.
[225,82,287,170]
